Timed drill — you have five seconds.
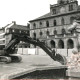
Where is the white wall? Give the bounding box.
[17,48,73,57]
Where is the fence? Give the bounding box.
[17,48,73,57]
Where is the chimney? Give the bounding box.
[12,21,16,25]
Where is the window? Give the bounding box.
[67,39,74,49]
[54,30,57,35]
[70,17,75,24]
[40,31,43,36]
[61,18,65,25]
[46,21,49,27]
[50,40,55,48]
[62,28,66,34]
[46,30,50,35]
[33,23,36,29]
[58,40,64,49]
[39,22,42,27]
[69,4,73,11]
[54,20,57,26]
[33,32,36,38]
[52,9,56,15]
[40,22,42,26]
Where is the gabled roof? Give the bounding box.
[10,24,28,30]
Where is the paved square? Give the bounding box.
[0,55,66,79]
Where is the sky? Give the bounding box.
[0,0,80,27]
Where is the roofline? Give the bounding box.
[29,10,80,22]
[50,1,78,8]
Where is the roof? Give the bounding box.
[29,13,51,22]
[10,24,28,30]
[29,3,80,22]
[29,10,80,22]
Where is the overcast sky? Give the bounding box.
[0,0,80,27]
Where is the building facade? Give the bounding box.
[0,21,30,50]
[0,28,5,50]
[29,0,80,51]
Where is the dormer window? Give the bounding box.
[52,9,56,15]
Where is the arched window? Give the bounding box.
[50,40,55,48]
[58,40,64,49]
[67,39,74,49]
[46,21,49,27]
[70,17,75,24]
[33,23,36,29]
[54,20,57,26]
[46,30,50,35]
[54,30,57,35]
[62,18,65,25]
[62,28,66,34]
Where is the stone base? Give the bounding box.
[66,68,80,78]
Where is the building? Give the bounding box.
[29,0,80,56]
[0,27,5,50]
[0,21,30,50]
